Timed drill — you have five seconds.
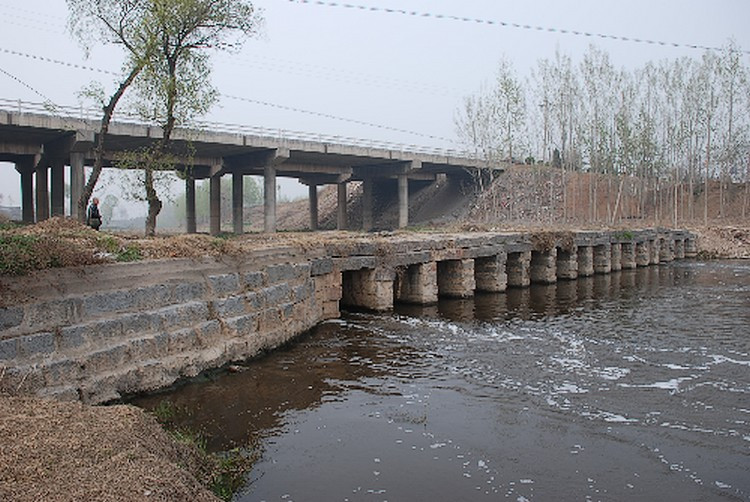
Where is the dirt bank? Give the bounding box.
[689,226,750,259]
[0,396,218,502]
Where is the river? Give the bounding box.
[133,260,750,501]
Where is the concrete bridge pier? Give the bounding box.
[341,268,394,311]
[530,249,558,284]
[474,253,508,292]
[308,184,319,231]
[362,178,373,232]
[35,159,49,222]
[185,175,197,234]
[594,244,612,274]
[15,158,35,224]
[337,182,348,230]
[635,241,651,267]
[660,238,675,262]
[620,242,636,269]
[264,165,277,233]
[70,152,85,221]
[210,172,221,236]
[577,246,594,277]
[674,239,685,259]
[610,243,622,271]
[556,247,578,280]
[50,159,65,217]
[395,262,438,304]
[437,259,475,298]
[507,251,531,287]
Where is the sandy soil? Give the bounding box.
[0,396,218,502]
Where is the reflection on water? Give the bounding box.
[132,262,750,501]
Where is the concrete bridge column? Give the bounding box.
[556,247,578,280]
[577,246,594,277]
[362,178,373,231]
[50,159,65,217]
[531,249,558,284]
[610,243,622,271]
[507,251,531,287]
[69,153,85,219]
[15,159,35,224]
[475,253,508,292]
[674,239,685,259]
[395,262,438,304]
[264,165,277,233]
[635,241,651,267]
[620,242,636,269]
[437,259,475,298]
[209,173,221,236]
[337,182,347,230]
[35,161,49,222]
[185,175,196,234]
[341,268,394,311]
[687,238,698,257]
[594,244,612,274]
[309,184,319,231]
[660,238,674,262]
[649,240,660,265]
[232,171,244,235]
[398,175,408,228]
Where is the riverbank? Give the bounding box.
[0,396,218,501]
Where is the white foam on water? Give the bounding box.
[619,376,692,391]
[715,481,732,489]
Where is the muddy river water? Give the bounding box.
[133,260,750,501]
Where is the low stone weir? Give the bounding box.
[0,229,695,404]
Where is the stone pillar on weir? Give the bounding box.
[398,174,409,229]
[674,239,685,260]
[362,178,373,231]
[395,262,438,304]
[16,158,35,224]
[660,238,674,262]
[50,159,65,217]
[185,175,196,234]
[507,251,531,287]
[475,253,507,293]
[232,171,244,235]
[308,184,319,231]
[649,239,660,265]
[556,247,578,280]
[209,173,221,236]
[341,268,394,311]
[594,243,612,274]
[35,160,49,222]
[635,241,651,267]
[610,242,622,271]
[684,238,697,258]
[337,182,347,230]
[437,259,475,298]
[620,242,636,269]
[530,248,558,284]
[264,164,277,233]
[577,246,594,277]
[70,153,85,220]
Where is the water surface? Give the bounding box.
[133,261,750,501]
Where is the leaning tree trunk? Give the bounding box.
[144,167,163,237]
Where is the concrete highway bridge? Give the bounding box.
[0,100,498,233]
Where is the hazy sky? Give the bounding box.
[1,0,748,208]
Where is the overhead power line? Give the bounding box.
[0,47,451,142]
[287,0,750,56]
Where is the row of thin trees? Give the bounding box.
[455,42,750,226]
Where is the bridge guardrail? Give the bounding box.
[0,98,482,162]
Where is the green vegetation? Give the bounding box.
[0,234,41,275]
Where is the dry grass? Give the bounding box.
[0,396,218,502]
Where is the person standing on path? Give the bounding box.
[87,197,102,231]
